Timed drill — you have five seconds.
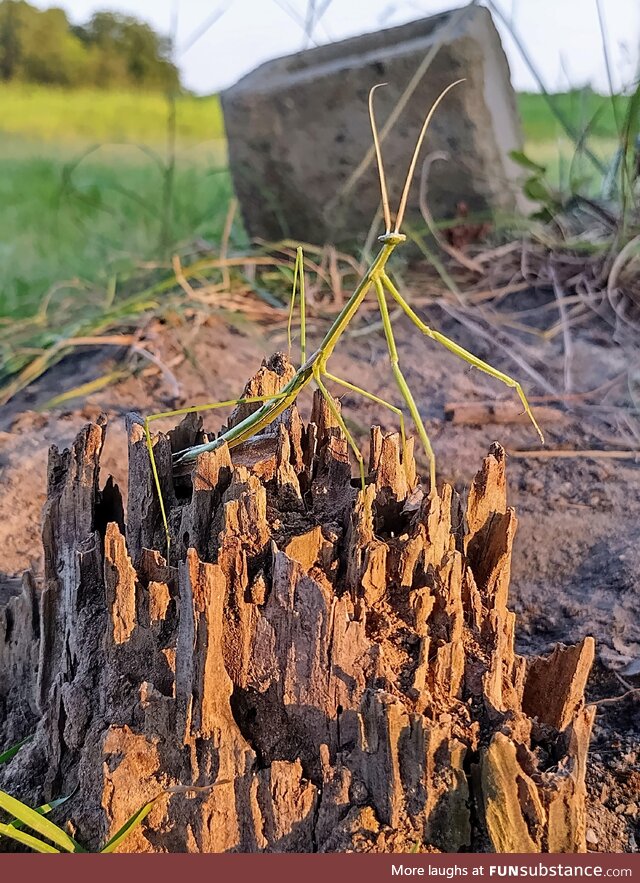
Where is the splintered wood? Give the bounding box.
[0,355,595,853]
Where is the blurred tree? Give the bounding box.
[0,0,180,89]
[0,0,20,80]
[73,11,179,89]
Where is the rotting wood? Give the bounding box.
[0,355,595,853]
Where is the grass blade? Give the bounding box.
[99,796,160,853]
[99,783,229,853]
[0,822,61,854]
[9,794,72,832]
[0,789,82,853]
[0,736,32,765]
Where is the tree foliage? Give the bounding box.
[0,0,180,89]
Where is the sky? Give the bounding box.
[32,0,640,95]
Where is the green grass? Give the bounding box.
[516,89,631,191]
[0,85,230,319]
[0,137,232,318]
[0,84,224,144]
[517,89,630,144]
[0,85,628,324]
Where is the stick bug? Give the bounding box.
[145,80,544,551]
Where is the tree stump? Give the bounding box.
[0,356,595,853]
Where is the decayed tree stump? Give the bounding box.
[0,355,595,853]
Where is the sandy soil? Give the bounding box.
[0,281,638,851]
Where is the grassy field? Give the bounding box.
[0,85,625,322]
[518,89,628,143]
[0,84,225,143]
[518,89,625,186]
[1,137,231,318]
[1,88,230,319]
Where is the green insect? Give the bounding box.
[145,81,544,550]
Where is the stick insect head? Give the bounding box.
[368,79,465,243]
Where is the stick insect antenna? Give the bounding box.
[394,79,465,234]
[368,84,392,234]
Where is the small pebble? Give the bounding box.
[586,828,599,846]
[615,803,626,814]
[624,804,637,817]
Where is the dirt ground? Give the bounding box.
[0,275,638,852]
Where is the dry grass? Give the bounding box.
[0,235,368,407]
[3,205,637,439]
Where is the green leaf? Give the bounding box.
[0,822,61,854]
[509,150,546,174]
[531,207,555,223]
[0,736,32,765]
[99,796,161,853]
[0,789,81,853]
[523,177,553,203]
[9,794,72,831]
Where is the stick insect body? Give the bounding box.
[145,81,544,550]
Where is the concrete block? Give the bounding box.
[222,5,524,248]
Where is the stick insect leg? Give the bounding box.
[381,272,545,444]
[322,369,407,452]
[313,366,366,490]
[287,246,306,365]
[145,391,291,553]
[374,277,437,491]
